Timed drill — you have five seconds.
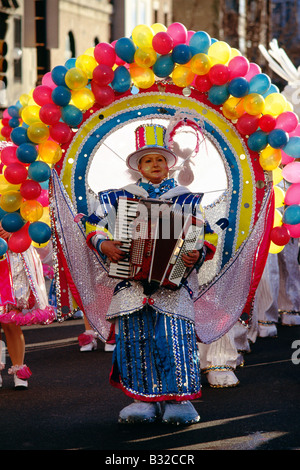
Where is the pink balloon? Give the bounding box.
[289,123,300,137]
[186,30,195,45]
[244,63,261,81]
[282,161,300,183]
[94,43,116,67]
[33,85,53,106]
[276,111,298,133]
[167,22,187,46]
[37,189,49,207]
[228,56,250,78]
[111,40,125,65]
[152,32,174,54]
[283,222,300,238]
[41,72,56,90]
[1,145,18,166]
[281,150,295,165]
[284,183,300,205]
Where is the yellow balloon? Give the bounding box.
[76,54,98,79]
[0,191,23,212]
[130,64,155,89]
[38,140,62,164]
[243,93,265,115]
[284,100,294,112]
[151,23,167,34]
[19,93,30,107]
[132,24,154,50]
[27,122,50,144]
[274,185,285,208]
[20,200,43,222]
[269,240,284,254]
[259,145,281,171]
[84,47,95,57]
[172,65,195,88]
[21,105,41,125]
[272,166,283,185]
[71,88,95,110]
[222,96,245,120]
[134,47,157,68]
[264,93,287,116]
[0,174,21,193]
[39,206,50,225]
[229,48,242,59]
[65,67,88,90]
[190,53,211,75]
[208,41,231,65]
[273,209,282,227]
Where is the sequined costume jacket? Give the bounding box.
[86,179,217,324]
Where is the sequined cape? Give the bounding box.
[50,169,274,344]
[0,246,56,326]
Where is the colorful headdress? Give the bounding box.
[126,124,178,171]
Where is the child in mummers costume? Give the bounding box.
[86,124,217,424]
[0,223,56,389]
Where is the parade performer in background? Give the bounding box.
[0,222,56,389]
[86,124,216,424]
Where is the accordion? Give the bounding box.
[108,196,204,290]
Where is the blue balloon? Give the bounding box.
[171,44,192,64]
[40,180,49,189]
[61,105,83,127]
[111,66,131,93]
[28,221,51,244]
[10,126,31,146]
[1,212,24,233]
[65,58,77,70]
[262,83,279,98]
[249,73,271,95]
[189,31,211,55]
[0,207,8,220]
[247,130,268,152]
[16,143,38,164]
[268,129,289,149]
[208,84,229,105]
[28,161,51,182]
[115,37,136,63]
[283,136,300,158]
[228,77,249,97]
[152,55,174,78]
[7,105,20,118]
[9,117,20,128]
[52,86,71,106]
[51,65,68,86]
[0,238,8,256]
[283,204,300,225]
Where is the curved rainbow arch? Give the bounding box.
[0,22,298,261]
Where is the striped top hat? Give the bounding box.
[126,124,178,171]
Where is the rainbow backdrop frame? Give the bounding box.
[0,22,298,323]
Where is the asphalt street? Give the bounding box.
[0,317,299,452]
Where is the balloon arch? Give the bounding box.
[0,22,299,324]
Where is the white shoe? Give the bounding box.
[207,370,239,388]
[14,375,28,390]
[78,331,97,352]
[104,342,115,352]
[258,323,277,337]
[162,401,200,425]
[281,313,300,326]
[80,339,97,352]
[119,401,161,423]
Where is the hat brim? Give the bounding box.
[126,146,178,172]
